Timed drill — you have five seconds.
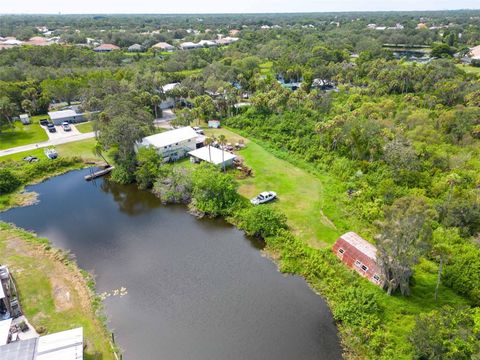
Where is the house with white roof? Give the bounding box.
[137,127,199,161]
[189,146,236,167]
[48,110,86,125]
[159,83,181,109]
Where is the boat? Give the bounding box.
[44,147,58,159]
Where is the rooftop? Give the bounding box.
[188,146,236,165]
[48,110,77,120]
[152,42,174,49]
[142,127,198,149]
[339,232,377,260]
[94,43,120,51]
[0,327,83,360]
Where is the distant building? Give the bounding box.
[198,40,217,47]
[180,42,202,50]
[48,110,86,125]
[127,43,143,52]
[159,83,181,109]
[151,42,175,51]
[93,43,120,52]
[137,127,199,162]
[229,29,240,37]
[469,45,480,60]
[215,37,239,46]
[189,146,236,167]
[208,120,221,128]
[332,232,383,286]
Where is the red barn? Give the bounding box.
[332,232,383,286]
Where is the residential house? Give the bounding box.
[180,42,202,50]
[151,42,175,51]
[93,43,120,52]
[48,110,86,125]
[137,127,199,162]
[0,327,83,360]
[159,83,181,109]
[469,45,480,60]
[19,114,30,125]
[189,146,236,167]
[128,43,143,52]
[198,40,217,47]
[208,120,221,128]
[332,232,383,286]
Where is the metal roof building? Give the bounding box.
[0,327,83,360]
[189,146,236,166]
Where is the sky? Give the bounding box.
[1,0,480,14]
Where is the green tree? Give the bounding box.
[190,162,239,217]
[375,196,436,296]
[236,206,288,238]
[135,146,161,190]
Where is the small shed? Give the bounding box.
[188,146,236,167]
[19,114,30,125]
[208,120,220,128]
[332,232,383,286]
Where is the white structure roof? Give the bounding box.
[0,319,12,346]
[162,83,180,92]
[2,39,23,45]
[340,232,377,260]
[48,110,77,120]
[198,40,217,46]
[19,114,29,119]
[470,45,480,60]
[36,327,83,360]
[0,283,5,299]
[141,127,198,148]
[189,146,236,165]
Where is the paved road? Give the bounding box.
[0,132,95,157]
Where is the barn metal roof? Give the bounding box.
[340,232,377,260]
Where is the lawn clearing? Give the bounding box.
[0,121,48,150]
[0,138,101,162]
[206,127,344,247]
[457,64,480,75]
[75,121,94,133]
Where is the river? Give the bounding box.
[0,169,342,360]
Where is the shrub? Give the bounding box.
[235,206,288,238]
[190,163,240,217]
[153,166,192,204]
[135,147,161,190]
[110,165,134,184]
[410,306,479,359]
[0,169,21,194]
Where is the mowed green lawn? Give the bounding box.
[457,64,480,75]
[0,121,48,150]
[0,138,101,162]
[206,128,344,247]
[75,121,94,133]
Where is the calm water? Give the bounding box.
[1,169,342,360]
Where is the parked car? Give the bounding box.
[250,191,277,205]
[44,147,58,159]
[62,121,71,131]
[47,123,56,133]
[193,126,204,135]
[23,155,39,163]
[39,119,49,126]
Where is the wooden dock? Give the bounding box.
[84,165,114,181]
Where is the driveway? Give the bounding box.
[42,124,81,140]
[0,132,95,157]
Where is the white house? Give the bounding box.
[48,110,86,125]
[188,146,237,167]
[180,42,202,50]
[137,127,199,161]
[159,83,181,109]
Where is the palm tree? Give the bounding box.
[218,134,227,172]
[204,137,213,163]
[93,142,109,165]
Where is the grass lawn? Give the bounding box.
[259,61,274,76]
[456,64,480,75]
[0,121,48,150]
[0,222,115,359]
[0,138,102,162]
[205,128,351,247]
[75,121,94,133]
